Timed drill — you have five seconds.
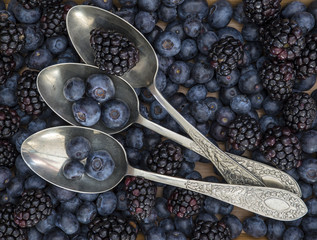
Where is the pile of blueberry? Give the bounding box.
[1,0,317,239]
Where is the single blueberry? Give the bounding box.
[135,11,157,34]
[291,11,315,34]
[76,201,97,224]
[55,211,80,235]
[262,97,283,116]
[207,0,233,29]
[230,95,252,115]
[266,219,286,240]
[6,176,24,198]
[209,121,228,142]
[177,0,209,20]
[298,180,313,199]
[21,23,44,52]
[301,216,317,233]
[176,38,198,61]
[217,69,240,88]
[197,31,219,55]
[243,215,267,238]
[50,185,76,202]
[26,48,53,70]
[158,5,177,23]
[294,74,316,91]
[174,216,194,236]
[72,97,101,127]
[46,35,68,55]
[59,196,82,213]
[242,23,260,41]
[282,1,306,18]
[24,174,46,190]
[221,214,242,239]
[155,197,171,219]
[300,130,317,153]
[125,127,144,149]
[183,16,202,38]
[36,210,57,234]
[217,27,244,43]
[150,100,168,120]
[166,230,186,240]
[63,77,86,102]
[191,62,214,84]
[168,61,190,85]
[27,227,43,240]
[233,2,248,24]
[154,31,181,57]
[238,69,262,94]
[86,74,115,103]
[0,87,17,107]
[282,227,304,240]
[66,136,91,161]
[63,160,85,180]
[165,20,186,41]
[101,99,130,129]
[307,198,317,216]
[10,0,41,24]
[96,191,117,216]
[298,158,317,184]
[186,84,207,102]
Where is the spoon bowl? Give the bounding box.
[66,5,158,88]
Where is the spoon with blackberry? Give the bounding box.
[21,125,307,221]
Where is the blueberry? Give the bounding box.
[26,48,53,70]
[44,227,69,240]
[140,88,155,103]
[301,216,317,233]
[238,69,262,94]
[217,27,244,43]
[244,41,263,63]
[291,12,315,34]
[0,1,4,10]
[298,180,313,199]
[215,106,236,127]
[135,11,157,34]
[285,217,302,227]
[85,150,115,181]
[209,121,228,142]
[46,35,68,55]
[262,97,283,116]
[282,227,304,240]
[154,31,181,57]
[203,97,223,121]
[177,0,209,20]
[155,197,170,218]
[63,160,85,180]
[168,61,190,85]
[58,47,80,63]
[205,78,220,93]
[165,20,186,41]
[217,69,240,87]
[101,99,130,129]
[145,226,166,240]
[56,211,80,235]
[243,215,267,238]
[191,62,214,84]
[196,121,211,136]
[63,77,86,102]
[204,196,233,215]
[59,196,82,213]
[66,136,91,161]
[221,214,242,239]
[189,101,211,123]
[125,127,144,149]
[76,201,97,224]
[115,7,136,25]
[28,227,43,240]
[36,210,57,234]
[174,216,194,236]
[50,185,76,202]
[0,166,12,190]
[146,25,163,45]
[294,74,316,91]
[208,0,233,29]
[24,174,46,190]
[305,233,317,240]
[282,1,306,18]
[177,161,195,177]
[96,191,117,216]
[232,3,247,23]
[10,0,41,24]
[300,130,317,153]
[162,0,184,7]
[185,171,202,180]
[3,72,19,90]
[183,16,202,38]
[150,100,168,120]
[86,74,115,103]
[157,5,177,23]
[118,0,137,7]
[242,23,260,41]
[230,95,252,115]
[186,84,207,102]
[90,0,113,10]
[298,158,317,184]
[176,38,198,61]
[116,190,128,211]
[21,23,44,52]
[196,212,218,223]
[197,31,219,55]
[144,208,158,224]
[259,115,280,133]
[0,87,17,107]
[266,219,286,240]
[286,168,300,181]
[78,193,98,202]
[166,230,186,240]
[72,97,101,127]
[15,155,33,177]
[6,176,24,198]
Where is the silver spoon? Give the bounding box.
[66,5,265,187]
[37,63,301,196]
[21,126,307,221]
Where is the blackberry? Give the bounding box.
[0,204,26,240]
[0,20,25,56]
[193,220,231,240]
[295,33,317,79]
[90,28,140,76]
[14,189,53,228]
[228,115,262,151]
[260,18,305,61]
[40,4,72,38]
[0,139,18,168]
[146,141,184,176]
[167,187,205,218]
[39,0,63,8]
[16,70,46,116]
[259,126,302,170]
[0,105,20,139]
[16,0,40,9]
[0,54,15,85]
[88,214,138,240]
[208,36,244,76]
[125,177,157,221]
[243,0,281,25]
[283,92,317,132]
[260,60,295,101]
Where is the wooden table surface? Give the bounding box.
[5,0,316,239]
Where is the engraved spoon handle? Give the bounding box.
[147,83,264,187]
[128,166,307,221]
[136,115,301,196]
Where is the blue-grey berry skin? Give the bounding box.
[183,16,202,38]
[176,38,198,61]
[300,130,317,153]
[266,219,286,240]
[217,27,244,43]
[177,0,209,20]
[158,5,177,23]
[26,48,53,70]
[63,161,85,180]
[85,150,115,181]
[282,1,307,18]
[191,62,214,84]
[291,11,315,34]
[46,35,68,55]
[282,227,304,240]
[101,99,131,129]
[134,11,157,34]
[96,191,117,216]
[301,216,317,233]
[76,201,97,224]
[243,216,267,238]
[298,158,317,184]
[197,31,219,55]
[72,97,101,127]
[86,74,115,103]
[208,0,233,29]
[168,61,190,84]
[10,0,41,24]
[63,77,86,102]
[0,166,12,189]
[22,23,44,52]
[221,214,243,239]
[66,136,91,161]
[230,95,252,115]
[154,31,181,57]
[55,211,80,235]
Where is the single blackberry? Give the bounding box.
[283,92,317,132]
[90,28,140,76]
[16,0,40,9]
[125,177,157,221]
[208,36,244,76]
[0,139,18,168]
[259,126,302,170]
[260,18,305,61]
[167,187,205,218]
[0,204,26,240]
[0,54,15,85]
[39,0,63,8]
[260,60,295,101]
[146,141,184,176]
[0,105,20,139]
[295,33,317,79]
[228,115,262,151]
[0,20,25,56]
[243,0,281,25]
[193,220,231,240]
[13,189,53,228]
[88,214,138,240]
[16,70,46,116]
[40,4,72,38]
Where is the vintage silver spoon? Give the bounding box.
[66,5,265,187]
[37,63,301,196]
[21,126,307,221]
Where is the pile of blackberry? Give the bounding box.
[1,0,317,239]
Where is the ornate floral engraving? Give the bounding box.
[185,181,307,221]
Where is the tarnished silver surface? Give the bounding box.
[21,126,307,221]
[66,5,265,187]
[37,63,301,196]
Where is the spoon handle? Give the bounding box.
[128,166,307,221]
[136,115,301,196]
[147,84,264,187]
